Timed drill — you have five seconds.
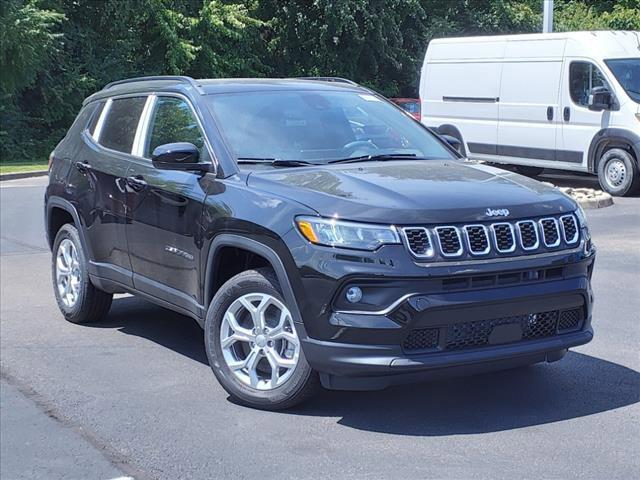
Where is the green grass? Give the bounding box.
[0,160,49,175]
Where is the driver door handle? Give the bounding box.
[563,107,571,122]
[126,175,147,192]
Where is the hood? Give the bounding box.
[246,160,577,224]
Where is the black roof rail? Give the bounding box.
[103,75,203,92]
[293,76,360,86]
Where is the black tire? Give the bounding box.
[205,268,320,410]
[514,166,545,177]
[597,148,640,197]
[51,224,112,324]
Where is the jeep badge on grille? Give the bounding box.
[485,208,510,217]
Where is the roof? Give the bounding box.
[83,76,366,104]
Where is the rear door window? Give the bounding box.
[98,97,147,153]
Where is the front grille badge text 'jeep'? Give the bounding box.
[485,208,510,218]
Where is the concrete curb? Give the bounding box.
[0,170,48,182]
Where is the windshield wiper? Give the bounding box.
[328,153,418,164]
[237,157,313,167]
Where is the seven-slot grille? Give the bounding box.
[402,214,579,259]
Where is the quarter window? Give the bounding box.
[98,97,147,153]
[569,62,610,107]
[144,97,207,161]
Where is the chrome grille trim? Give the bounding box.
[516,220,540,251]
[559,214,579,244]
[539,217,561,248]
[490,223,516,253]
[463,224,491,255]
[401,227,434,258]
[435,226,464,257]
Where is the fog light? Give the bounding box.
[345,286,363,303]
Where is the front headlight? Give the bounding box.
[296,216,400,251]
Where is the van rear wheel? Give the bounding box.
[597,148,640,197]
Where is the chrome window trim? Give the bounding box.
[401,227,435,258]
[560,214,579,244]
[464,224,491,255]
[516,220,540,251]
[490,222,516,253]
[92,98,112,142]
[435,226,464,257]
[132,94,157,157]
[539,217,561,248]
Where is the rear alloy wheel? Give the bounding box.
[597,148,640,197]
[51,224,112,323]
[205,268,320,410]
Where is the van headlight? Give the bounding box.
[296,216,400,251]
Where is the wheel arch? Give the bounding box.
[46,197,93,260]
[434,124,467,156]
[204,234,305,329]
[588,128,640,173]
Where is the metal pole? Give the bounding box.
[543,0,554,33]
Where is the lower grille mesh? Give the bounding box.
[402,308,584,353]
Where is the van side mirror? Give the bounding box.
[588,86,613,111]
[440,134,462,152]
[151,142,210,172]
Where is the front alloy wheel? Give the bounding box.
[205,268,320,410]
[220,293,300,390]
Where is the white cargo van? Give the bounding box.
[420,31,640,196]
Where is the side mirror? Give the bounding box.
[151,142,210,172]
[588,86,613,111]
[440,134,462,152]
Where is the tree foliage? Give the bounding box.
[0,0,637,162]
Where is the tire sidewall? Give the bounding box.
[598,148,637,196]
[51,224,90,322]
[204,270,314,409]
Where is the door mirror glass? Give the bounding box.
[152,142,208,171]
[588,86,613,111]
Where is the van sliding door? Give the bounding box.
[497,60,563,166]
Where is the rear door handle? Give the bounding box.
[563,107,571,122]
[546,106,554,121]
[126,175,147,192]
[75,161,92,174]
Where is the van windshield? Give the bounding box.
[206,90,455,164]
[605,58,640,103]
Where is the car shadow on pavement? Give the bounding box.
[94,297,639,437]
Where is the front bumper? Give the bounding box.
[287,229,596,390]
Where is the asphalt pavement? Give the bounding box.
[1,174,639,480]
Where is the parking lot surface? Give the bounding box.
[1,174,639,480]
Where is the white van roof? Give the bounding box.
[427,31,640,61]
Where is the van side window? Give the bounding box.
[144,97,208,161]
[569,62,610,107]
[98,97,147,153]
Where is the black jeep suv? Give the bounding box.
[45,76,596,409]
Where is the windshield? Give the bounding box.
[605,58,640,103]
[206,90,455,164]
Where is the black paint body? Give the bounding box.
[45,78,596,390]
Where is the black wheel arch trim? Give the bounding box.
[588,128,640,173]
[204,234,308,335]
[45,196,94,260]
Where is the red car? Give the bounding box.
[389,97,421,120]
